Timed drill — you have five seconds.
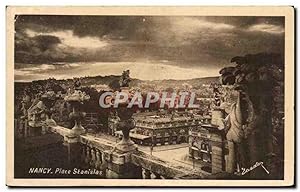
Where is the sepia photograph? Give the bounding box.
[6,6,295,187]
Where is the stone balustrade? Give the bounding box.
[131,150,206,179]
[48,125,71,138]
[16,106,229,179]
[45,124,209,179]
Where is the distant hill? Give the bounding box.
[79,75,219,88]
[147,77,219,87]
[15,75,219,90]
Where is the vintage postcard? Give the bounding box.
[6,6,295,187]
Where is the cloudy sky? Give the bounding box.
[14,15,284,81]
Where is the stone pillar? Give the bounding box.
[210,131,226,174]
[64,135,82,167]
[103,112,142,178]
[63,123,87,168]
[103,150,142,179]
[211,145,223,174]
[225,140,236,173]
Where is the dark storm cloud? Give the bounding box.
[203,16,284,28]
[15,29,64,63]
[14,15,284,69]
[15,15,148,40]
[15,15,284,38]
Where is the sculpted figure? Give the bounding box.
[220,53,283,178]
[27,99,46,127]
[73,78,82,90]
[222,90,248,173]
[119,70,131,87]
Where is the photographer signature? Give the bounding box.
[241,161,270,175]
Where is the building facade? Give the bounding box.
[188,110,226,174]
